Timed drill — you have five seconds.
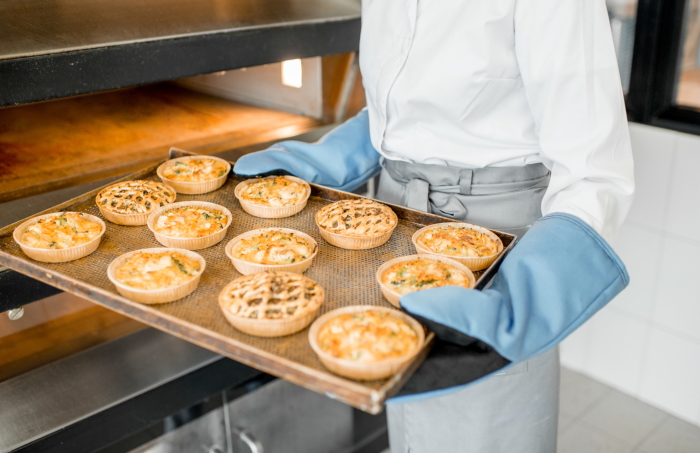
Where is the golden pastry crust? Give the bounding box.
[315,199,397,238]
[316,309,419,362]
[232,230,313,265]
[113,251,202,290]
[97,180,175,215]
[418,225,500,258]
[161,158,229,182]
[19,212,103,249]
[381,257,471,295]
[153,206,228,238]
[239,176,307,207]
[219,272,324,320]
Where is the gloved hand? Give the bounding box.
[234,109,380,192]
[392,213,629,400]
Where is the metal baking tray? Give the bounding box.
[0,149,516,413]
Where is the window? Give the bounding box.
[677,0,700,107]
[617,0,700,134]
[607,0,639,94]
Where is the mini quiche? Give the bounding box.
[13,212,106,263]
[376,254,475,307]
[153,206,228,238]
[19,212,102,249]
[238,176,307,207]
[317,309,419,362]
[147,201,232,250]
[157,155,231,194]
[235,176,310,218]
[96,180,176,226]
[412,222,504,271]
[315,199,398,249]
[309,306,425,380]
[108,248,205,304]
[160,157,228,182]
[218,271,324,337]
[226,228,318,275]
[234,230,313,264]
[112,250,201,290]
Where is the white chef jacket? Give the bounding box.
[359,0,635,243]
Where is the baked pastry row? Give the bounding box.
[11,164,504,383]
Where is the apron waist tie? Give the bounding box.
[406,178,430,212]
[379,159,551,232]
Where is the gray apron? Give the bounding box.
[378,159,560,453]
[377,158,551,238]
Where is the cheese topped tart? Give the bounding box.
[239,176,307,207]
[316,199,397,237]
[112,251,201,290]
[316,309,419,362]
[154,206,228,238]
[97,180,175,215]
[381,257,471,295]
[418,225,500,258]
[19,212,103,249]
[161,158,229,182]
[232,230,314,265]
[219,272,324,320]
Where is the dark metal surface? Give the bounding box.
[125,379,387,453]
[0,150,515,414]
[0,0,359,59]
[0,0,361,106]
[0,269,62,313]
[13,361,264,453]
[0,328,263,452]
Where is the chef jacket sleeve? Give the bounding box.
[514,0,635,243]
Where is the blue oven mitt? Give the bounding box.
[390,212,629,403]
[234,109,380,192]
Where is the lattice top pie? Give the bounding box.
[381,257,472,295]
[315,199,397,237]
[239,176,307,207]
[417,225,501,258]
[97,180,176,215]
[161,158,228,182]
[316,309,419,362]
[219,272,324,320]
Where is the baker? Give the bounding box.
[235,0,634,451]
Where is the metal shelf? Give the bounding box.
[0,0,361,106]
[0,328,263,452]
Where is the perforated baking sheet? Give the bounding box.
[0,149,515,413]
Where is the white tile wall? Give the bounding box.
[560,318,592,373]
[561,123,700,427]
[665,132,700,240]
[653,236,700,342]
[625,123,677,231]
[585,308,649,395]
[609,223,663,321]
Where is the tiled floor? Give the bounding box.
[380,367,700,453]
[559,368,700,453]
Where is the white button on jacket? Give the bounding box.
[359,0,635,243]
